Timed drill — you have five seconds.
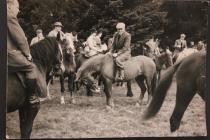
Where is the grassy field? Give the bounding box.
[6,75,206,138]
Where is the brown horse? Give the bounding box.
[75,53,157,107]
[144,50,206,132]
[126,51,173,98]
[7,35,66,138]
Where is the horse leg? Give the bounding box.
[68,73,76,103]
[126,81,133,97]
[46,80,51,100]
[170,84,196,132]
[19,105,39,138]
[145,77,153,105]
[135,75,146,105]
[103,78,114,108]
[60,75,65,104]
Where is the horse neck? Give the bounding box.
[78,55,105,78]
[31,38,58,75]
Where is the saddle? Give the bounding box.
[15,67,47,98]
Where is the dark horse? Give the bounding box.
[144,50,206,132]
[75,53,157,107]
[7,35,66,138]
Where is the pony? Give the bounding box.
[125,50,173,97]
[75,53,157,107]
[57,34,77,104]
[173,47,198,64]
[143,50,206,132]
[7,34,67,138]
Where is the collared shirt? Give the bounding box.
[30,36,45,46]
[48,29,64,37]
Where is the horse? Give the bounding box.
[173,47,198,64]
[74,41,104,96]
[75,53,158,107]
[7,34,66,138]
[53,34,77,104]
[125,50,173,98]
[143,50,206,132]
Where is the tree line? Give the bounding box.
[18,0,208,49]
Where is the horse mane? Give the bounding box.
[30,37,58,68]
[77,54,106,78]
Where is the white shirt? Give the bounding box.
[30,36,45,46]
[48,29,64,37]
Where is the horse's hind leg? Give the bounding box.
[103,78,114,108]
[145,76,153,105]
[170,84,196,132]
[60,75,65,104]
[126,81,133,97]
[135,75,146,105]
[19,105,39,138]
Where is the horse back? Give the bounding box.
[7,74,26,112]
[123,55,156,78]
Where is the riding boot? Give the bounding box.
[26,79,40,107]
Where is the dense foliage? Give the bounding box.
[18,0,208,49]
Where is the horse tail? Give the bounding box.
[143,61,181,120]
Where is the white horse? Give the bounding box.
[175,48,198,63]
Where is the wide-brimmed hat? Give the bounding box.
[36,29,43,33]
[53,22,63,27]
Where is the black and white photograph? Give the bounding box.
[5,0,208,139]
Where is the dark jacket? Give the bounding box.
[111,31,131,54]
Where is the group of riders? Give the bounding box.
[7,0,206,109]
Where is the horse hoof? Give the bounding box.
[61,101,65,104]
[135,102,140,107]
[60,97,65,104]
[47,96,52,100]
[106,105,113,111]
[127,94,133,97]
[70,98,76,104]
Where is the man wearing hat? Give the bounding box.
[30,28,45,46]
[110,22,131,81]
[48,21,64,37]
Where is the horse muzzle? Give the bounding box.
[53,63,65,76]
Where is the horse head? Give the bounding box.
[51,31,67,75]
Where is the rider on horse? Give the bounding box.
[173,33,187,59]
[145,35,160,59]
[110,22,131,81]
[7,0,39,107]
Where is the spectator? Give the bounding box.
[30,28,45,46]
[48,21,64,37]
